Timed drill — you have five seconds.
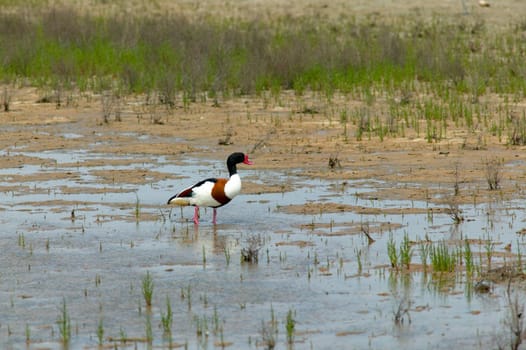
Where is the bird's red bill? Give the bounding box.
[243,154,254,165]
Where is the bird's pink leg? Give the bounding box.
[212,208,217,225]
[193,206,200,225]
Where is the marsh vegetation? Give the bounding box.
[1,3,525,101]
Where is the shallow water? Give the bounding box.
[0,150,524,349]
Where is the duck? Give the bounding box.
[167,152,253,225]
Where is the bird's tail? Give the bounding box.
[167,196,191,206]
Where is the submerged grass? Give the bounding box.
[286,308,296,345]
[161,296,173,337]
[96,318,104,346]
[57,298,71,345]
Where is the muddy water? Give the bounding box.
[0,150,524,349]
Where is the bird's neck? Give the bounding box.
[227,163,237,177]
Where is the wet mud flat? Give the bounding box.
[1,88,526,349]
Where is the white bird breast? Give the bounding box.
[224,174,242,199]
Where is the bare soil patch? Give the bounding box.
[2,86,526,209]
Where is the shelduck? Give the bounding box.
[167,152,253,225]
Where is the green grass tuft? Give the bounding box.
[142,271,154,308]
[430,241,456,273]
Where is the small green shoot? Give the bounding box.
[387,233,398,269]
[195,315,208,338]
[464,239,474,277]
[484,235,495,268]
[224,245,231,266]
[400,232,413,269]
[142,271,154,308]
[97,318,104,346]
[25,324,30,344]
[517,240,523,272]
[355,248,363,274]
[212,305,221,335]
[420,241,430,271]
[57,298,71,345]
[161,296,173,336]
[286,308,296,345]
[135,194,141,221]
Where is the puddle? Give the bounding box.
[0,150,525,349]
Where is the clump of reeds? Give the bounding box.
[241,234,263,263]
[2,86,10,112]
[446,199,464,224]
[328,154,341,170]
[484,157,503,190]
[393,296,411,326]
